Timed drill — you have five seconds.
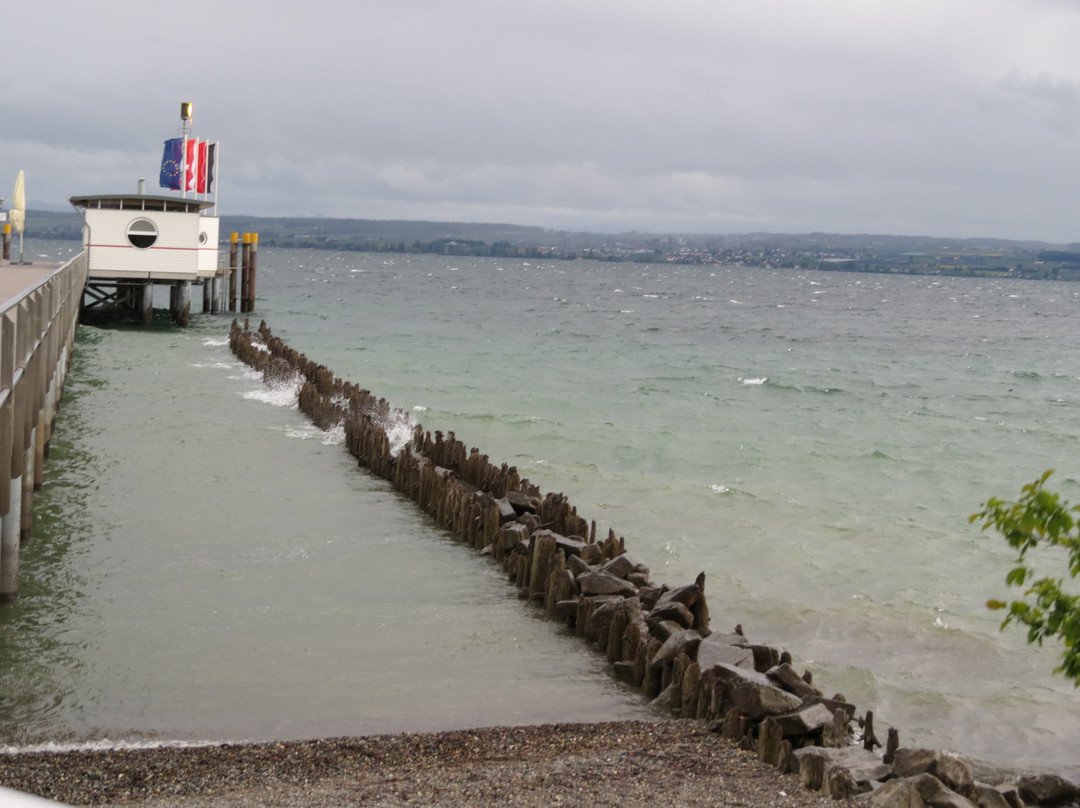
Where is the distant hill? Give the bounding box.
[20,208,1080,278]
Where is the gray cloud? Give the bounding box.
[4,0,1080,240]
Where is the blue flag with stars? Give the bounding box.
[159,138,183,190]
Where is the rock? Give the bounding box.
[871,778,929,808]
[504,490,540,515]
[577,571,638,597]
[750,644,780,672]
[531,529,588,559]
[656,580,700,609]
[554,599,578,620]
[612,661,635,682]
[646,619,686,643]
[584,597,626,645]
[493,497,517,523]
[600,552,637,579]
[766,662,820,699]
[932,754,974,797]
[793,745,893,789]
[909,773,978,808]
[992,784,1023,808]
[970,784,1011,808]
[649,683,674,710]
[696,634,755,670]
[498,523,530,554]
[580,543,605,565]
[1018,773,1080,805]
[649,629,702,671]
[637,584,666,611]
[712,663,803,719]
[566,554,592,577]
[647,601,695,629]
[773,703,836,737]
[893,749,940,778]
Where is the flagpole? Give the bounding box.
[213,141,221,215]
[180,135,188,200]
[180,102,191,199]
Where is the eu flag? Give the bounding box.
[159,138,183,190]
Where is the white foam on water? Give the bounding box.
[710,484,733,495]
[0,738,229,755]
[740,377,768,385]
[382,409,416,457]
[322,423,346,446]
[243,372,302,408]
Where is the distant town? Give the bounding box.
[26,208,1080,280]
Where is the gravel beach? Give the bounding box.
[0,720,840,807]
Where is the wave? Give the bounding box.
[0,738,233,755]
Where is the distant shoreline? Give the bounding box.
[23,212,1080,280]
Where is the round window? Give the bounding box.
[199,231,208,245]
[126,218,158,249]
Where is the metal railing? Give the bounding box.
[0,250,88,601]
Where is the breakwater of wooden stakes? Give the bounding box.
[229,318,1080,807]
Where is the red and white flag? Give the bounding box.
[185,138,201,193]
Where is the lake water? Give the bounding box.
[3,240,1078,777]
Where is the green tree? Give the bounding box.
[971,470,1080,684]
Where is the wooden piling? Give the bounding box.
[229,232,239,313]
[247,233,258,313]
[240,234,250,313]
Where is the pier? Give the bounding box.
[0,250,87,602]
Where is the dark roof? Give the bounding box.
[69,194,215,213]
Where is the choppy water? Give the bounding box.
[3,241,1079,775]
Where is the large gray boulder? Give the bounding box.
[1018,773,1080,805]
[649,629,703,671]
[892,748,940,778]
[765,662,819,699]
[647,601,695,629]
[870,778,929,808]
[774,703,838,737]
[696,634,755,670]
[600,552,638,580]
[577,571,638,597]
[712,663,803,719]
[909,773,978,808]
[793,744,893,789]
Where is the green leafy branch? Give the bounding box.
[971,470,1080,685]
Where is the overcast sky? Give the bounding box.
[5,0,1080,241]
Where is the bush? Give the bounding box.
[971,470,1080,684]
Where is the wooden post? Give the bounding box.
[248,233,258,312]
[240,234,251,313]
[228,232,238,313]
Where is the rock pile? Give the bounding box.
[230,319,1080,808]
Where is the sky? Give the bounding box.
[5,0,1080,242]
